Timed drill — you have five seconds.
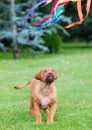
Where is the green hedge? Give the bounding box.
[44,33,62,53]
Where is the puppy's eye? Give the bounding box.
[51,69,54,72]
[44,69,47,74]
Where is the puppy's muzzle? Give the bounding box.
[46,72,54,83]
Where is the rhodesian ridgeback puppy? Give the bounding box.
[14,68,58,123]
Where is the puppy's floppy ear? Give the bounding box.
[54,74,58,80]
[34,70,42,80]
[53,71,58,80]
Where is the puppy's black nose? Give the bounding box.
[46,72,54,83]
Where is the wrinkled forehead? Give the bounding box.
[42,68,54,73]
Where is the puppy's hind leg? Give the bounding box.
[29,107,35,116]
[29,99,35,116]
[44,109,49,115]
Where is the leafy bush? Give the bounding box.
[44,33,62,53]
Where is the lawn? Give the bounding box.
[0,48,92,130]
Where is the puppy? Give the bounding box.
[14,68,58,123]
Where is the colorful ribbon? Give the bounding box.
[65,0,92,28]
[24,0,91,32]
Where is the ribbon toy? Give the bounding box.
[24,0,91,32]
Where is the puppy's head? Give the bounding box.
[34,68,57,83]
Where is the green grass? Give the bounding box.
[0,48,92,130]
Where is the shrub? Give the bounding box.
[44,33,62,53]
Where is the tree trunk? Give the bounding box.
[10,0,19,59]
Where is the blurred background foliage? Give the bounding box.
[0,0,92,59]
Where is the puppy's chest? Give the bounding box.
[40,88,51,109]
[42,88,50,96]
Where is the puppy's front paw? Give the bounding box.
[47,119,53,123]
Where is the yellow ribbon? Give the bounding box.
[45,0,53,5]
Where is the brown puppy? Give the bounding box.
[14,68,58,123]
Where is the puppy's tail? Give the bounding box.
[14,80,31,89]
